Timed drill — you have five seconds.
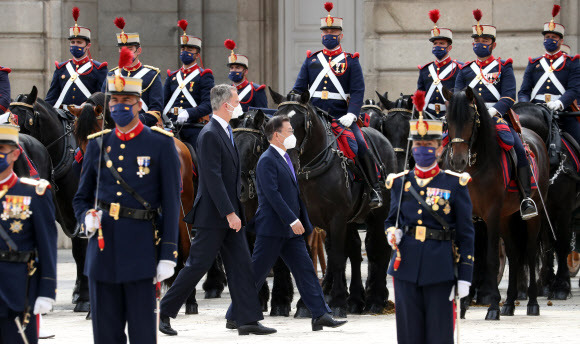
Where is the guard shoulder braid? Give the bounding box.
[20,178,51,195]
[385,170,409,189]
[87,129,112,140]
[151,126,174,137]
[444,170,472,186]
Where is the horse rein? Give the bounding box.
[278,101,312,156]
[449,102,480,167]
[232,125,268,200]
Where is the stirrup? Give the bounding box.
[520,197,538,220]
[369,189,383,209]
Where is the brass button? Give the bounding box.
[120,144,126,149]
[180,100,183,103]
[116,192,122,196]
[435,97,439,100]
[418,209,422,214]
[417,220,423,225]
[323,87,327,90]
[479,88,482,91]
[117,167,123,172]
[546,86,550,89]
[106,160,112,168]
[478,93,482,96]
[324,81,327,84]
[325,74,329,78]
[435,89,439,93]
[420,191,425,195]
[72,96,75,99]
[117,180,120,184]
[73,88,76,91]
[118,155,124,161]
[547,80,551,83]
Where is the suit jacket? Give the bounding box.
[248,146,313,238]
[185,117,245,228]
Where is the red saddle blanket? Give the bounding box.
[500,146,538,193]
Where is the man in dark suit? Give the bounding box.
[159,84,276,336]
[225,115,346,331]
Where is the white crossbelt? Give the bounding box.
[163,69,200,115]
[424,62,456,111]
[237,83,252,101]
[468,60,501,101]
[530,56,566,101]
[54,61,93,108]
[132,67,152,112]
[309,52,349,101]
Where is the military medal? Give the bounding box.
[137,156,151,177]
[442,190,451,214]
[10,220,23,233]
[2,195,32,220]
[432,203,439,211]
[443,203,451,215]
[189,82,194,92]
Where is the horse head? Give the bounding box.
[233,109,269,203]
[10,86,39,135]
[446,87,495,172]
[374,93,413,171]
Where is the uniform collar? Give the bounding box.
[323,46,343,57]
[0,172,18,191]
[544,50,563,60]
[414,164,440,179]
[235,79,249,90]
[476,55,496,68]
[181,63,199,75]
[72,56,90,66]
[124,61,142,73]
[434,56,452,68]
[115,121,144,141]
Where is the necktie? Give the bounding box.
[284,153,296,181]
[227,125,235,147]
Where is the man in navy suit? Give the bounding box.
[224,115,346,331]
[159,84,276,336]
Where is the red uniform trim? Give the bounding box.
[95,61,108,69]
[0,66,11,73]
[413,165,440,179]
[200,69,213,76]
[0,172,18,190]
[114,121,144,141]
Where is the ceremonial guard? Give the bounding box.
[293,2,382,208]
[385,92,474,344]
[0,66,11,113]
[45,7,108,108]
[0,124,57,344]
[164,20,214,148]
[101,17,164,127]
[417,9,461,118]
[223,39,267,112]
[73,48,181,344]
[518,5,580,146]
[455,9,538,219]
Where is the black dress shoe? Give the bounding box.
[237,322,277,335]
[226,319,238,329]
[159,316,178,336]
[312,313,347,331]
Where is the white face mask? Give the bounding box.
[227,102,243,119]
[279,133,297,150]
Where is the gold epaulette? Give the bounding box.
[20,178,51,195]
[87,129,112,140]
[151,126,174,137]
[444,170,472,186]
[385,170,409,189]
[144,65,160,73]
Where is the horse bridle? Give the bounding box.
[232,125,268,200]
[449,102,480,167]
[277,100,312,155]
[384,108,413,153]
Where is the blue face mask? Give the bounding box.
[110,103,136,127]
[412,146,438,168]
[322,34,340,50]
[180,51,195,65]
[473,42,492,58]
[228,71,244,83]
[0,150,14,173]
[432,46,448,60]
[544,38,559,52]
[70,45,85,59]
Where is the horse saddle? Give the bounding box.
[56,108,75,122]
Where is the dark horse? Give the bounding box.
[231,109,295,316]
[366,92,414,171]
[270,89,397,317]
[513,102,580,300]
[445,88,549,320]
[10,86,89,312]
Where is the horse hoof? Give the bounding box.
[500,304,515,316]
[72,292,80,304]
[185,303,198,315]
[204,289,222,299]
[348,303,365,314]
[363,304,384,315]
[526,304,540,316]
[460,308,467,319]
[292,305,310,318]
[485,309,500,320]
[331,307,347,319]
[74,301,90,313]
[516,291,528,301]
[269,304,290,317]
[538,286,550,297]
[550,289,570,300]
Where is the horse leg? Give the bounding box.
[71,236,90,312]
[321,233,333,299]
[550,213,572,300]
[500,216,520,316]
[346,226,364,314]
[526,216,542,316]
[271,258,294,317]
[537,223,556,297]
[327,220,349,318]
[202,255,226,299]
[482,214,502,320]
[364,215,390,314]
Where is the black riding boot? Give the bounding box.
[517,166,538,220]
[360,152,383,209]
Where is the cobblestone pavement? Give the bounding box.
[41,248,580,344]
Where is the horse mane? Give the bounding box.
[75,103,99,145]
[447,89,499,170]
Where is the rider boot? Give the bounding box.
[360,152,383,209]
[516,166,538,220]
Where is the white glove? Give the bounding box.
[84,210,102,238]
[154,260,176,284]
[547,100,564,111]
[33,297,54,315]
[386,228,403,249]
[449,280,471,301]
[487,107,499,117]
[176,109,189,124]
[338,113,357,127]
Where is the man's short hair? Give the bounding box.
[210,84,236,111]
[265,115,290,141]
